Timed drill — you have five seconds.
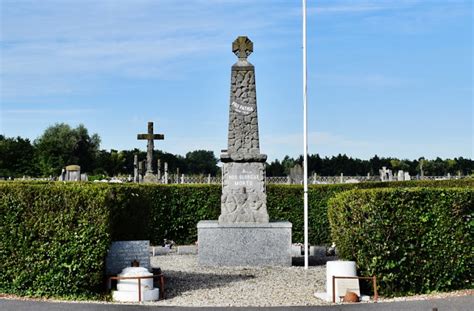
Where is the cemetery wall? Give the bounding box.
[328,187,473,296]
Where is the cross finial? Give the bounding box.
[232,36,253,60]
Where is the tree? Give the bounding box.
[266,159,285,176]
[185,150,218,175]
[34,123,101,176]
[0,135,36,177]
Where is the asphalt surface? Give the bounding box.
[1,296,472,311]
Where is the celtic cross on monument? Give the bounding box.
[232,36,253,60]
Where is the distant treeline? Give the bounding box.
[1,123,473,178]
[266,154,473,177]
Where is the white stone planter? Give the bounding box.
[315,260,359,302]
[112,267,159,302]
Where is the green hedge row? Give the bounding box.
[0,183,111,298]
[269,178,474,245]
[106,179,474,245]
[1,179,472,298]
[328,187,473,296]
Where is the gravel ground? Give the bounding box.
[150,254,331,307]
[2,252,471,308]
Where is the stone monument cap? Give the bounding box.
[232,36,253,60]
[65,165,80,171]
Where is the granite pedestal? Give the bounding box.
[197,220,292,267]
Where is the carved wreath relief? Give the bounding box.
[219,162,269,224]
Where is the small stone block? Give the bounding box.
[309,246,326,257]
[106,240,150,275]
[197,220,292,266]
[177,245,198,255]
[151,246,171,256]
[291,244,302,257]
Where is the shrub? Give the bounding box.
[0,182,111,298]
[1,179,472,298]
[270,179,474,245]
[107,184,221,245]
[328,187,473,296]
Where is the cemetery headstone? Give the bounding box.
[198,36,291,267]
[105,240,151,275]
[138,161,144,183]
[379,166,393,182]
[133,154,139,183]
[163,162,169,184]
[59,168,66,181]
[64,165,81,181]
[397,170,404,181]
[289,164,304,184]
[157,159,161,180]
[404,172,411,181]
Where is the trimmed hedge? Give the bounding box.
[0,183,111,298]
[107,184,221,244]
[269,178,474,245]
[328,187,473,296]
[107,179,474,245]
[1,179,472,298]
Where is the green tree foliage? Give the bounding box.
[185,150,218,175]
[0,135,36,178]
[34,123,100,176]
[95,149,126,176]
[266,154,474,177]
[2,123,473,178]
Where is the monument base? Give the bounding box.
[197,220,292,266]
[143,173,158,183]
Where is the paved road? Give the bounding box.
[1,296,472,311]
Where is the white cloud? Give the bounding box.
[0,0,282,99]
[3,108,95,115]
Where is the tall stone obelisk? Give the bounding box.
[219,36,269,224]
[197,36,291,267]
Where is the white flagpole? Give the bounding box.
[302,0,309,270]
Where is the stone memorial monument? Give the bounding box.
[60,165,85,181]
[133,155,139,183]
[197,36,292,267]
[137,122,164,183]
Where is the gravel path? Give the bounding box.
[150,254,331,307]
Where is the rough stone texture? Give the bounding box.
[219,36,270,225]
[105,240,150,275]
[137,121,164,182]
[219,162,268,223]
[197,220,292,267]
[222,67,268,163]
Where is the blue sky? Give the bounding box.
[0,0,472,161]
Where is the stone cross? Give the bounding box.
[232,36,253,60]
[137,122,164,178]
